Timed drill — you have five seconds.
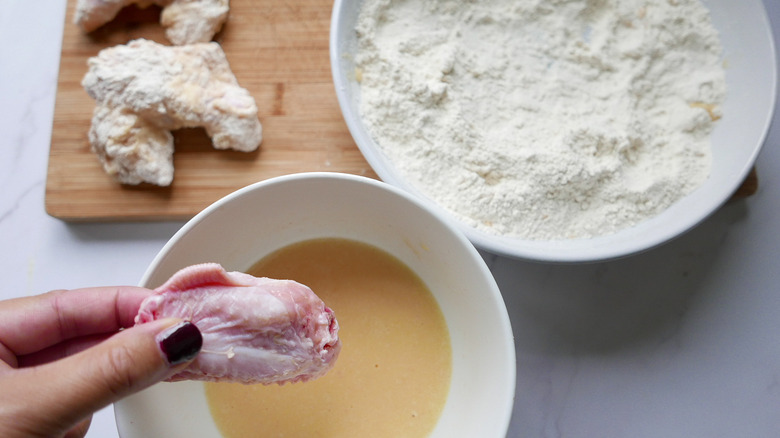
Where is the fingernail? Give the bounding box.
[157,321,202,365]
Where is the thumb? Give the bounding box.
[3,318,201,437]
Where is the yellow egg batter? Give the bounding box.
[205,238,452,438]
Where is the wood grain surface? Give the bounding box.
[46,0,376,221]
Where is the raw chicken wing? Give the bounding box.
[135,263,341,384]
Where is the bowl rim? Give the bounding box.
[329,0,778,263]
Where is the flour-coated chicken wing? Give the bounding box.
[82,39,262,185]
[89,103,175,186]
[74,0,229,45]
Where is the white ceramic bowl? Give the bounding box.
[114,172,515,438]
[330,0,777,263]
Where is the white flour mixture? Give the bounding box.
[355,0,726,240]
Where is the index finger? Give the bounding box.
[0,286,153,357]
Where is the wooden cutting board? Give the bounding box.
[46,0,377,221]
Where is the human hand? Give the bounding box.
[0,286,203,438]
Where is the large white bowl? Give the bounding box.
[114,172,515,438]
[330,0,777,263]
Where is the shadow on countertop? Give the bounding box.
[484,199,750,356]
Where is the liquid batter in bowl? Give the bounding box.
[205,238,452,437]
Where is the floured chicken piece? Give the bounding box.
[135,263,341,385]
[74,0,230,45]
[83,38,262,185]
[161,0,230,46]
[89,103,174,186]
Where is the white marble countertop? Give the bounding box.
[1,1,779,437]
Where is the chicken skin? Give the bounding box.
[136,263,342,385]
[74,0,229,45]
[82,39,262,185]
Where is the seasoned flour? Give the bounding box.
[355,0,726,240]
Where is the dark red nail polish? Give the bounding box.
[158,321,202,365]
